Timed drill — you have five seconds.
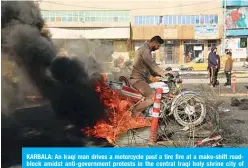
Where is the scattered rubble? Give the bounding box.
[231,97,248,110]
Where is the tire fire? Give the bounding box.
[82,81,151,144]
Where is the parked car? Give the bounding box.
[180,56,227,71]
[180,57,208,71]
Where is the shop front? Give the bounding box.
[181,24,220,63]
[183,40,204,63]
[225,37,247,60]
[133,40,180,64]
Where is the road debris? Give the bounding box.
[231,97,248,110]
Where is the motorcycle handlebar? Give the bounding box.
[157,71,182,82]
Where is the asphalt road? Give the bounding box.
[2,83,248,167]
[182,83,248,147]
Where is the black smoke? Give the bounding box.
[2,0,105,128]
[2,1,110,166]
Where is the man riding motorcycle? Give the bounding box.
[130,36,173,117]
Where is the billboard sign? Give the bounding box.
[225,7,248,29]
[232,48,247,59]
[195,24,219,39]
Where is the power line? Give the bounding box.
[40,0,216,11]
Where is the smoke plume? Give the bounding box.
[1,3,110,165]
[2,0,105,127]
[2,1,113,165]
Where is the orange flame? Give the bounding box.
[82,82,151,144]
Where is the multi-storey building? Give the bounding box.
[224,0,248,61]
[39,0,223,64]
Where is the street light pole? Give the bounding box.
[222,0,227,55]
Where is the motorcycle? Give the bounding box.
[107,69,207,127]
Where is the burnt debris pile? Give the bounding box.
[231,97,248,110]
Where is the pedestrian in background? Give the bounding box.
[216,53,221,86]
[207,46,219,87]
[224,52,233,88]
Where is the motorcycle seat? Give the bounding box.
[121,85,143,102]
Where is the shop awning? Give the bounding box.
[48,27,130,39]
[227,29,248,37]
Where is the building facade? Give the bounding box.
[130,1,223,64]
[39,0,223,64]
[39,1,131,62]
[223,0,248,61]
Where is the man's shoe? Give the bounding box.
[226,85,231,88]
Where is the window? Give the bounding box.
[214,15,218,24]
[49,11,56,22]
[240,38,247,48]
[73,11,79,22]
[85,11,90,22]
[61,12,67,22]
[65,11,73,22]
[134,17,139,24]
[140,16,144,25]
[199,15,204,24]
[133,14,218,25]
[79,12,85,22]
[205,15,209,24]
[138,16,142,25]
[159,16,163,24]
[209,15,215,24]
[41,10,130,23]
[155,16,160,24]
[172,16,177,24]
[185,16,190,24]
[190,15,195,24]
[164,16,169,25]
[143,16,147,24]
[168,16,172,24]
[195,15,199,24]
[182,16,186,24]
[178,16,181,24]
[149,16,153,24]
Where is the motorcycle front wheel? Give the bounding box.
[171,91,207,127]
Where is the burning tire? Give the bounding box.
[171,92,206,127]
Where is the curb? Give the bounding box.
[219,93,248,97]
[179,71,248,75]
[182,78,248,84]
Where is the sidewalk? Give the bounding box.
[162,62,248,72]
[182,78,248,84]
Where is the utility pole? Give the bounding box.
[222,0,227,55]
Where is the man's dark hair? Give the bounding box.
[227,52,232,56]
[150,36,164,44]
